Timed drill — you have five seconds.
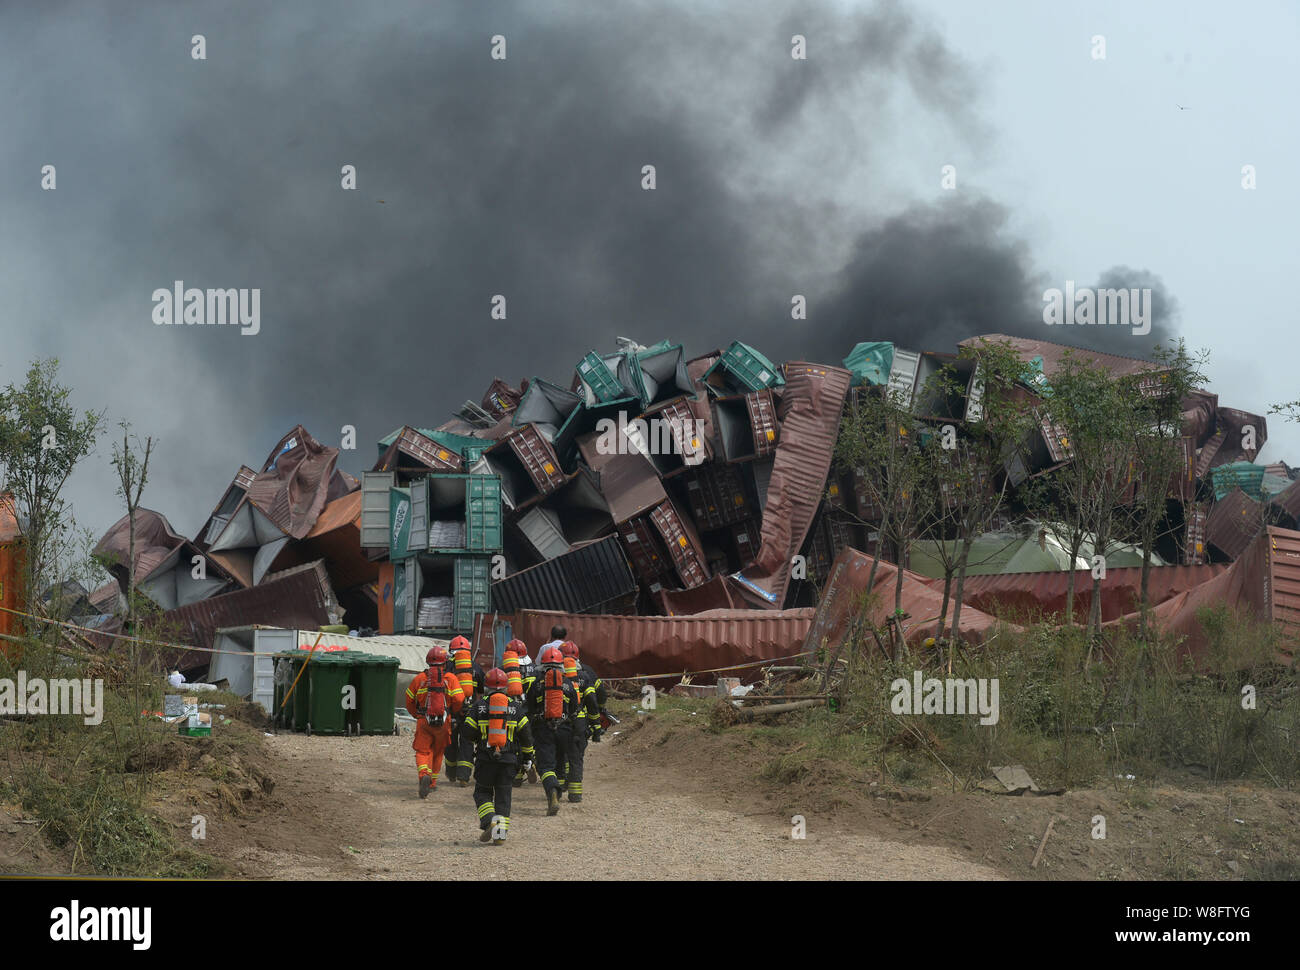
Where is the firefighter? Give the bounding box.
[461,667,535,845]
[559,642,601,803]
[448,636,484,787]
[524,645,582,816]
[502,648,533,788]
[506,638,541,786]
[404,645,466,798]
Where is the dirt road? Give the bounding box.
[220,727,1002,880]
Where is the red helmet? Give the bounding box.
[540,646,564,667]
[426,645,448,667]
[560,641,579,659]
[485,667,508,690]
[449,635,471,653]
[507,638,526,653]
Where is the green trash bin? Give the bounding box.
[291,652,314,733]
[305,651,353,735]
[351,653,399,736]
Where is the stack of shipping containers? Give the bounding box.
[363,431,503,637]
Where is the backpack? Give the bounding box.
[424,670,446,725]
[487,692,510,753]
[454,650,476,698]
[543,668,566,722]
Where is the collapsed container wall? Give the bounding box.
[475,607,814,680]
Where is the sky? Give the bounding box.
[2,0,1297,546]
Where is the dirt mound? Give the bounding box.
[0,802,73,875]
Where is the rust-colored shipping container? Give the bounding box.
[617,516,674,585]
[683,463,751,530]
[648,499,710,589]
[473,607,813,681]
[730,518,761,568]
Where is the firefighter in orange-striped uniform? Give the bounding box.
[501,647,534,788]
[523,646,582,816]
[404,645,465,799]
[447,636,484,787]
[559,641,603,802]
[460,667,535,845]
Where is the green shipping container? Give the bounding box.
[577,351,627,404]
[1212,461,1265,500]
[350,653,399,735]
[705,341,785,393]
[466,476,503,552]
[842,341,894,387]
[454,556,493,632]
[305,652,353,735]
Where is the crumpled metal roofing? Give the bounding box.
[954,563,1229,623]
[245,425,339,539]
[804,548,1008,657]
[93,508,190,584]
[163,559,339,671]
[1105,526,1296,665]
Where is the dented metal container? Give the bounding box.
[714,390,778,462]
[634,396,709,477]
[490,534,637,615]
[617,515,674,584]
[683,463,751,530]
[703,340,785,395]
[483,425,566,510]
[376,426,465,474]
[649,499,709,589]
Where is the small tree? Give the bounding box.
[930,340,1040,661]
[1036,353,1140,649]
[109,422,155,644]
[1117,341,1208,637]
[0,359,105,628]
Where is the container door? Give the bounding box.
[454,557,492,632]
[407,477,429,552]
[396,558,420,633]
[389,486,412,558]
[360,471,394,548]
[466,475,503,552]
